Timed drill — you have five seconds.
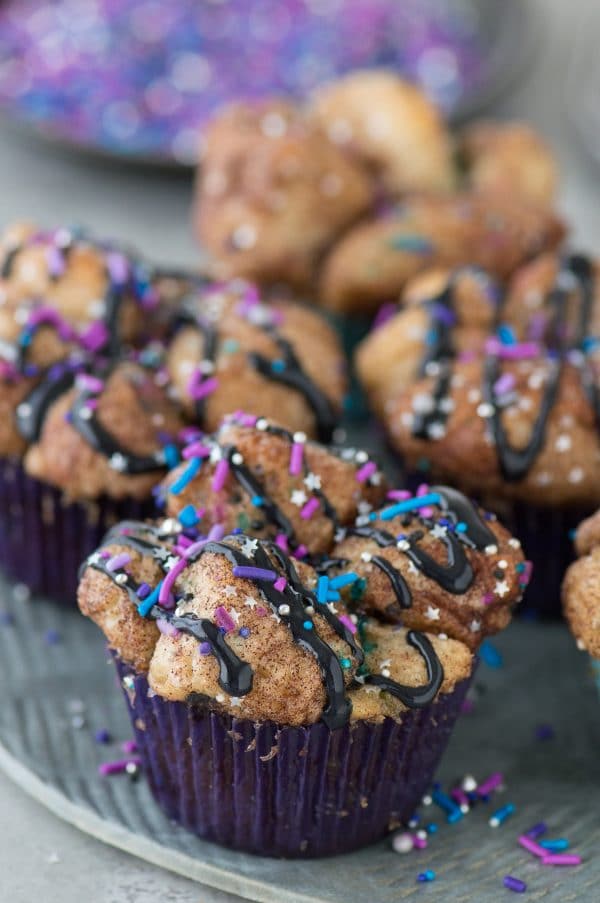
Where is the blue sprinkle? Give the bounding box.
[137,583,162,617]
[178,504,199,528]
[169,457,201,495]
[480,640,503,669]
[426,823,438,834]
[303,621,313,630]
[328,572,359,590]
[379,493,441,520]
[498,323,517,345]
[164,443,180,469]
[417,870,436,883]
[251,495,263,507]
[326,591,341,602]
[456,522,467,533]
[317,576,329,604]
[94,728,112,744]
[540,839,569,852]
[239,627,251,638]
[271,359,286,373]
[582,336,600,352]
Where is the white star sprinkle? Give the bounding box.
[291,490,307,507]
[470,620,481,633]
[152,547,170,562]
[271,612,281,624]
[240,538,259,558]
[244,596,257,609]
[304,472,321,491]
[426,606,440,621]
[229,697,242,708]
[223,586,237,599]
[430,524,447,540]
[230,608,240,624]
[495,580,509,598]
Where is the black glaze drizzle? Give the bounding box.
[411,256,599,480]
[347,487,496,610]
[85,525,443,728]
[176,298,338,441]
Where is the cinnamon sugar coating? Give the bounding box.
[562,511,600,659]
[161,415,386,557]
[309,69,455,195]
[194,100,372,289]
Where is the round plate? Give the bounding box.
[0,574,598,901]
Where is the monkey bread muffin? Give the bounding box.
[562,509,600,697]
[357,250,600,614]
[0,223,347,600]
[79,463,526,856]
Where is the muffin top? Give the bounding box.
[194,99,373,289]
[318,192,565,315]
[0,224,347,497]
[165,279,345,441]
[357,252,600,507]
[562,510,600,659]
[78,479,525,728]
[159,412,386,557]
[309,69,455,196]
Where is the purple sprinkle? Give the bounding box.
[121,739,138,754]
[239,626,250,638]
[106,251,130,285]
[98,756,141,777]
[199,642,212,656]
[232,566,277,581]
[493,372,516,397]
[503,876,527,893]
[106,552,132,572]
[214,605,236,633]
[535,724,555,741]
[44,629,61,646]
[94,728,112,744]
[526,822,548,839]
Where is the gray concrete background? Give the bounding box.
[0,1,598,900]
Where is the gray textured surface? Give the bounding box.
[0,0,600,900]
[0,578,599,903]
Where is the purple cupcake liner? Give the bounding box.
[0,458,152,603]
[495,499,590,619]
[115,656,473,858]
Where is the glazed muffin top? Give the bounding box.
[0,225,347,497]
[357,252,600,508]
[159,412,386,558]
[193,71,562,313]
[562,509,600,659]
[78,475,527,727]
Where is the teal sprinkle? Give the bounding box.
[329,572,359,590]
[303,620,313,631]
[350,577,367,601]
[137,583,162,617]
[480,640,503,669]
[169,457,201,495]
[164,443,180,469]
[20,331,33,347]
[515,562,526,573]
[388,235,434,254]
[582,336,599,352]
[178,505,199,528]
[251,495,263,507]
[340,657,352,669]
[271,359,286,373]
[416,457,431,472]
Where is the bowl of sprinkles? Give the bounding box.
[0,0,532,165]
